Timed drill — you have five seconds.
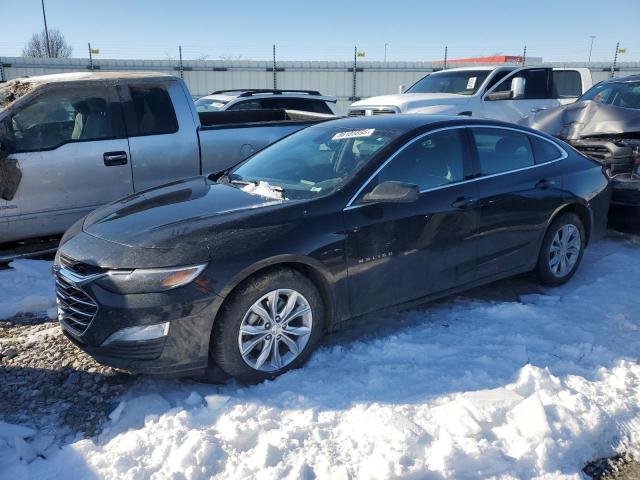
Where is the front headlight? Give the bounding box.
[95,264,207,294]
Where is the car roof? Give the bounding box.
[431,66,512,73]
[308,114,520,133]
[14,71,175,85]
[601,75,640,84]
[199,89,337,103]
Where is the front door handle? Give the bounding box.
[103,151,128,166]
[535,178,556,190]
[451,196,477,209]
[530,107,548,113]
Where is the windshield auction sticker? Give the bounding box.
[332,128,375,140]
[466,77,477,90]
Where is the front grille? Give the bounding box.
[574,145,612,162]
[55,272,98,336]
[348,108,397,117]
[59,255,106,277]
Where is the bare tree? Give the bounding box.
[22,28,72,58]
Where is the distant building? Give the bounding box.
[440,55,543,64]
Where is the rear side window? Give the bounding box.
[531,136,563,164]
[553,71,582,98]
[471,128,534,175]
[128,85,178,136]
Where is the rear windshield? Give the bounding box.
[406,70,490,95]
[195,97,228,112]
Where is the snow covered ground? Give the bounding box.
[1,234,640,479]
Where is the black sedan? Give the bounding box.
[54,115,610,383]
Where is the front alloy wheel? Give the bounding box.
[211,268,324,383]
[238,289,312,372]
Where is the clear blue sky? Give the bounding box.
[1,0,639,62]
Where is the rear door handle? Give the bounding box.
[451,196,477,209]
[103,151,128,166]
[530,107,548,113]
[535,178,556,189]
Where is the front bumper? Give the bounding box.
[609,174,640,229]
[55,261,223,376]
[571,139,638,175]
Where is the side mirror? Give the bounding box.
[362,181,420,204]
[511,77,526,99]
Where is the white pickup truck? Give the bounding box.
[349,66,593,123]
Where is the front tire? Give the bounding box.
[211,268,325,383]
[535,212,585,286]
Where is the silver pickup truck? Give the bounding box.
[0,72,333,246]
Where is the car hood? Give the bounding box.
[83,176,286,251]
[351,93,471,112]
[522,100,640,140]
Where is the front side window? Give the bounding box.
[129,85,178,136]
[229,125,402,199]
[9,86,116,152]
[356,129,466,202]
[490,69,551,99]
[406,70,490,95]
[471,128,534,175]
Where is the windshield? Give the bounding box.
[579,81,640,109]
[228,125,403,200]
[195,97,228,112]
[0,80,33,110]
[406,70,490,95]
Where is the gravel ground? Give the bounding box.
[0,314,133,442]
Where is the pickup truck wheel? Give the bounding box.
[211,268,325,383]
[535,213,585,286]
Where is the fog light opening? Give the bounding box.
[102,322,170,346]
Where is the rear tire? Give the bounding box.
[211,268,325,383]
[535,212,585,286]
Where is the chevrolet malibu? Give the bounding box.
[54,115,610,383]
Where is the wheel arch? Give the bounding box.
[547,202,593,246]
[212,255,340,334]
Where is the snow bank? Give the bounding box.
[2,236,640,479]
[0,260,56,320]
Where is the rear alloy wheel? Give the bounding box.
[536,212,585,286]
[212,269,324,383]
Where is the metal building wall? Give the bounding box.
[2,57,640,114]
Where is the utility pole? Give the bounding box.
[610,42,619,78]
[588,35,596,63]
[443,46,448,70]
[179,45,184,79]
[521,45,527,66]
[88,43,94,71]
[41,0,51,58]
[384,43,389,62]
[272,44,277,89]
[350,46,358,101]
